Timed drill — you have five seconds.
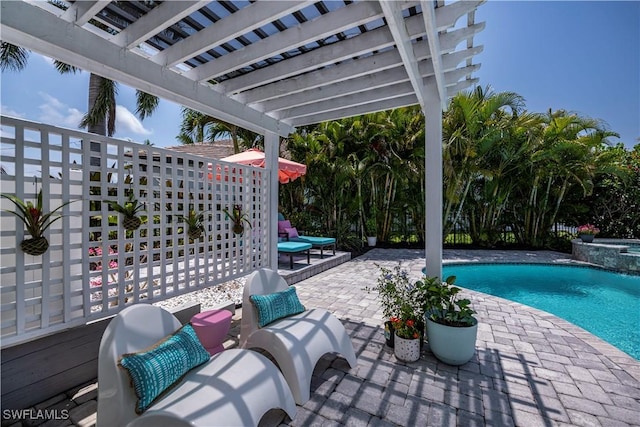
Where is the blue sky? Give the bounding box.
[1,1,638,149]
[474,0,638,149]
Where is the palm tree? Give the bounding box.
[176,109,214,144]
[177,108,261,152]
[509,109,618,246]
[442,86,525,240]
[0,42,158,136]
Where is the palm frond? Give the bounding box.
[0,42,29,72]
[135,90,159,119]
[53,61,79,74]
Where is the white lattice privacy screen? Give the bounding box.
[0,116,270,347]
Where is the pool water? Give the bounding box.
[442,263,640,360]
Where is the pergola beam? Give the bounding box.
[279,66,479,121]
[224,0,475,95]
[186,1,386,82]
[379,0,427,109]
[111,1,204,49]
[290,94,420,127]
[422,0,447,110]
[262,47,482,113]
[236,18,483,106]
[224,21,396,95]
[152,1,313,68]
[288,76,475,127]
[61,1,110,26]
[278,82,416,120]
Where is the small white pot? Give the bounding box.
[394,333,420,362]
[367,236,377,247]
[426,317,478,365]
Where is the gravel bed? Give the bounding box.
[154,277,246,311]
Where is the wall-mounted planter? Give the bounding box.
[21,237,49,256]
[122,215,142,231]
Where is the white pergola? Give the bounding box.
[0,0,485,278]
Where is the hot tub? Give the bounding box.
[572,238,640,273]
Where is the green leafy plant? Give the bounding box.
[105,190,145,230]
[364,263,405,319]
[178,210,207,240]
[424,275,477,327]
[223,204,251,235]
[365,217,377,236]
[1,179,75,255]
[365,263,426,331]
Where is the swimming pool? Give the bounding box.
[442,263,640,360]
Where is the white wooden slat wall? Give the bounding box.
[0,116,270,347]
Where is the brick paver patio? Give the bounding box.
[19,249,640,427]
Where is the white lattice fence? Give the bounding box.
[0,116,270,347]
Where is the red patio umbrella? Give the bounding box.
[220,148,307,184]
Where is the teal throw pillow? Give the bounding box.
[250,286,306,328]
[118,323,211,414]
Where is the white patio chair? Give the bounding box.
[97,304,296,427]
[240,268,357,404]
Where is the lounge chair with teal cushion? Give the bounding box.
[277,216,336,259]
[277,241,312,269]
[97,304,296,427]
[240,268,357,405]
[293,236,335,258]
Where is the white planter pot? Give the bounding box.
[394,333,420,362]
[426,317,478,366]
[367,236,377,247]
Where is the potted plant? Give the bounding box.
[365,263,426,350]
[178,210,207,240]
[105,190,145,231]
[223,204,251,235]
[1,182,74,256]
[390,315,421,362]
[422,275,478,366]
[577,224,600,243]
[365,217,377,247]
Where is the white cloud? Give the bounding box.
[115,105,152,136]
[0,105,26,118]
[37,92,84,129]
[29,92,154,137]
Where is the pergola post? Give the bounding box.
[424,83,443,280]
[265,132,280,271]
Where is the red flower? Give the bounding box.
[406,319,414,327]
[29,207,41,223]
